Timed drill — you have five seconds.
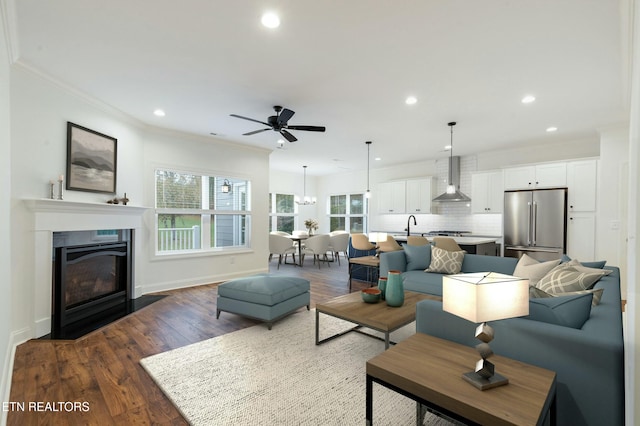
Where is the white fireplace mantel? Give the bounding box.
[25,198,149,337]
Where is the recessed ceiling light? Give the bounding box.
[405,96,417,105]
[521,95,536,104]
[153,109,166,117]
[261,12,280,28]
[546,127,558,132]
[375,157,381,161]
[444,145,452,150]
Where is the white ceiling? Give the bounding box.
[10,0,630,176]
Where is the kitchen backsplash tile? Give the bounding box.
[374,155,503,236]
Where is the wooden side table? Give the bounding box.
[366,333,556,426]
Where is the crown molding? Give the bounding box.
[0,0,19,63]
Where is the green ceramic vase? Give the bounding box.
[378,277,387,300]
[385,270,404,307]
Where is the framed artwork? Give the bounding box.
[66,122,117,194]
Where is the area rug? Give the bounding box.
[140,309,454,425]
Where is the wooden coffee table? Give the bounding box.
[315,291,439,349]
[366,333,557,425]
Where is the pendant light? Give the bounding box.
[365,141,372,198]
[295,165,316,205]
[433,121,471,202]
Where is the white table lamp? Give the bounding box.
[443,272,529,390]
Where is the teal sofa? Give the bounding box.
[379,247,624,426]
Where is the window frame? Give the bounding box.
[268,193,298,233]
[154,168,252,257]
[328,192,368,233]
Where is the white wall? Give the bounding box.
[8,64,271,344]
[626,0,640,423]
[0,2,13,416]
[142,128,270,292]
[597,125,629,294]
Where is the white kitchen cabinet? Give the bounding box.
[566,212,596,261]
[503,163,567,190]
[567,159,597,212]
[471,171,504,213]
[405,178,434,214]
[377,181,406,214]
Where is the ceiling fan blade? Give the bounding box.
[243,128,271,136]
[230,114,271,127]
[280,129,298,142]
[286,125,326,132]
[277,108,295,126]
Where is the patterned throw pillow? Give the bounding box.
[530,285,604,306]
[537,266,606,294]
[513,254,561,286]
[425,246,464,274]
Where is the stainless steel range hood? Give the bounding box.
[432,156,471,202]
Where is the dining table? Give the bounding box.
[287,235,308,266]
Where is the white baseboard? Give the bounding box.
[140,268,269,295]
[1,326,32,426]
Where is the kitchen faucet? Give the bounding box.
[405,215,417,237]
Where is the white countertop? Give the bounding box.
[390,235,499,245]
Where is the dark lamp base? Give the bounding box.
[462,371,509,391]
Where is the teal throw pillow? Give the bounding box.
[561,254,606,269]
[403,243,431,271]
[527,292,594,329]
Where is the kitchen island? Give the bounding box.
[391,235,499,256]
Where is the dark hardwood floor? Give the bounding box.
[8,254,372,425]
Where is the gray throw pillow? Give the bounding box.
[513,253,561,286]
[425,246,464,274]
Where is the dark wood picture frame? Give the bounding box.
[66,122,117,194]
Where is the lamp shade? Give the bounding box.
[443,272,529,323]
[368,232,388,244]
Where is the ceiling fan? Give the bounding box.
[230,105,326,142]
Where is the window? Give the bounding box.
[269,193,296,233]
[329,193,366,232]
[155,170,251,254]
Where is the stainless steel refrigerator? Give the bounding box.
[504,189,567,262]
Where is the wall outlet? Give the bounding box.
[610,220,620,230]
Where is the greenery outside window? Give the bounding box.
[269,193,296,234]
[155,170,251,253]
[329,193,366,233]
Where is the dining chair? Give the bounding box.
[301,234,331,269]
[350,233,376,258]
[269,234,297,269]
[328,231,349,265]
[432,236,463,252]
[377,235,403,253]
[270,231,292,237]
[407,235,430,246]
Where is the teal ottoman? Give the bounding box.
[216,274,310,329]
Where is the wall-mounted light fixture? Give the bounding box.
[221,179,232,194]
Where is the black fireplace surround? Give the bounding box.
[53,240,132,331]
